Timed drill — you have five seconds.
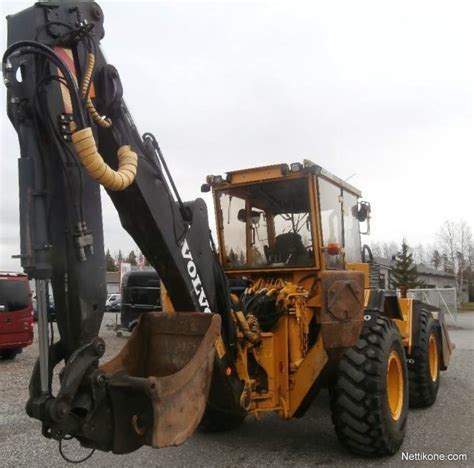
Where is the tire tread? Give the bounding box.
[330,316,407,457]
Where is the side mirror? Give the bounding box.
[357,201,371,222]
[237,209,246,222]
[250,213,261,226]
[237,209,261,224]
[358,201,371,235]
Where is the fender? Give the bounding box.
[365,289,403,320]
[411,301,454,370]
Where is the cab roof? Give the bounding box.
[211,160,362,197]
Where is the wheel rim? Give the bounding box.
[387,350,404,421]
[428,334,439,382]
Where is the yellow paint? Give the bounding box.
[231,276,325,418]
[387,349,404,421]
[209,163,375,421]
[246,316,289,416]
[394,298,412,352]
[252,331,280,410]
[428,334,439,382]
[288,313,304,370]
[160,281,175,314]
[227,164,288,184]
[214,336,226,359]
[363,289,371,308]
[288,335,328,417]
[308,174,322,269]
[224,266,317,274]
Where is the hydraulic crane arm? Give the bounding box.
[3,1,242,453]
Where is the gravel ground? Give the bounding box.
[0,312,472,467]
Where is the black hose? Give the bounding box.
[3,40,86,128]
[142,132,191,222]
[362,244,374,263]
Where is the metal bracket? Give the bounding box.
[57,113,74,142]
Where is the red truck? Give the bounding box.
[0,272,34,360]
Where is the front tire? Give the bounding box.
[408,311,440,408]
[330,316,408,457]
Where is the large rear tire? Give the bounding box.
[330,315,408,457]
[408,311,440,408]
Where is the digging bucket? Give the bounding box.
[99,311,221,453]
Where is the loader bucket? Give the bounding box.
[99,312,221,454]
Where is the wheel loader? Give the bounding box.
[2,0,453,460]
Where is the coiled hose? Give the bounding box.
[72,127,137,191]
[72,53,137,191]
[81,52,112,128]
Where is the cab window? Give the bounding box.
[318,177,343,269]
[217,178,315,269]
[343,191,362,263]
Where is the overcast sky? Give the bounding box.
[1,0,473,271]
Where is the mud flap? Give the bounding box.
[99,312,221,453]
[432,310,455,370]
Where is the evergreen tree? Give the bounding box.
[431,249,441,270]
[390,240,424,289]
[238,251,246,265]
[116,250,123,264]
[105,249,117,271]
[127,250,137,266]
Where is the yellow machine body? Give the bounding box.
[199,161,453,420]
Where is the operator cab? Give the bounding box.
[207,161,370,272]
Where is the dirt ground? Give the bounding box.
[0,312,472,467]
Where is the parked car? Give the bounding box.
[121,271,161,331]
[32,296,56,322]
[105,294,121,312]
[0,272,34,360]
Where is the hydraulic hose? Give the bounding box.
[81,52,112,128]
[4,43,136,190]
[72,127,137,191]
[2,41,87,129]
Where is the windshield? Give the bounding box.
[217,178,315,269]
[0,278,30,312]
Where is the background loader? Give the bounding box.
[2,0,453,459]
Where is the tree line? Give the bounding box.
[370,219,473,302]
[103,219,473,302]
[104,249,149,272]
